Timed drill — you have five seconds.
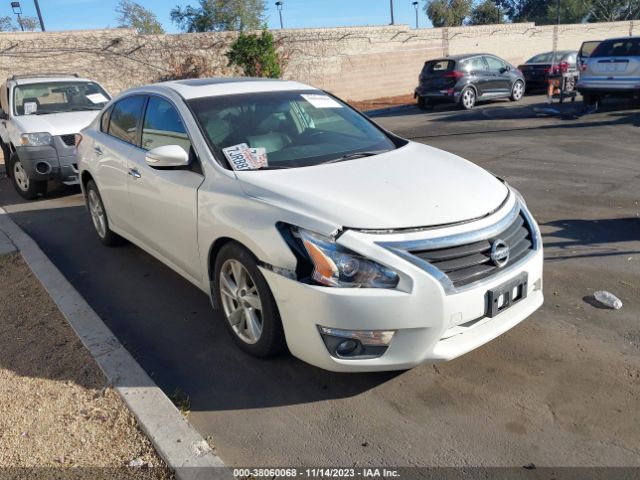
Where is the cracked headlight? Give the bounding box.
[20,132,52,146]
[296,228,399,289]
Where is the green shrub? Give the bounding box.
[226,28,282,78]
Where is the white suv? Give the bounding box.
[0,74,110,199]
[77,78,543,372]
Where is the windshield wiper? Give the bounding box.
[323,150,389,165]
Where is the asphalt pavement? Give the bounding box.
[1,94,639,468]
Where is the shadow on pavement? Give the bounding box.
[5,200,400,412]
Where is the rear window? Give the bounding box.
[591,38,640,57]
[421,60,455,74]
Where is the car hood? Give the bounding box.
[13,111,101,136]
[235,142,509,230]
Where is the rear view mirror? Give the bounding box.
[145,145,189,168]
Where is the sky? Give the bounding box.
[2,0,432,33]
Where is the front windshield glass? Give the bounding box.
[13,81,110,116]
[188,90,396,170]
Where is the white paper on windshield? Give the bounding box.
[249,148,268,168]
[24,102,38,115]
[223,143,261,171]
[86,93,109,104]
[301,94,342,109]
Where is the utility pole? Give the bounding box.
[33,0,45,31]
[413,1,419,29]
[556,0,560,25]
[276,1,284,29]
[390,0,395,25]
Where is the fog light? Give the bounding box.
[318,326,395,360]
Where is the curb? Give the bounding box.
[0,207,233,480]
[364,104,415,117]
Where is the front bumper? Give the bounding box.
[15,136,79,184]
[263,195,544,372]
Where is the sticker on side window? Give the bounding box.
[24,102,38,115]
[223,143,268,171]
[301,94,342,109]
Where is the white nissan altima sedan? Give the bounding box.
[77,78,543,372]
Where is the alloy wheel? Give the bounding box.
[88,189,107,239]
[219,259,263,345]
[512,81,524,101]
[462,88,475,109]
[13,161,29,192]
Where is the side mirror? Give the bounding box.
[145,145,190,168]
[500,66,510,74]
[0,109,8,120]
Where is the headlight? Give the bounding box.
[296,228,399,289]
[20,132,53,146]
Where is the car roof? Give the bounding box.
[130,77,319,100]
[426,53,501,62]
[10,76,96,85]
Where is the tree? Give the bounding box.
[0,16,16,31]
[226,28,281,78]
[547,0,591,24]
[468,0,504,24]
[171,0,265,32]
[117,0,164,34]
[587,0,640,21]
[424,0,473,27]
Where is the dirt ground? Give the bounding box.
[348,94,415,112]
[0,252,173,479]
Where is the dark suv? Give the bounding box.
[415,54,526,110]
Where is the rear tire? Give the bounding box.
[213,242,286,358]
[460,87,476,110]
[582,93,599,107]
[417,96,432,110]
[9,153,46,200]
[85,179,124,247]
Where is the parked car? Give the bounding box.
[0,74,110,199]
[517,51,578,92]
[414,54,526,110]
[78,78,543,372]
[577,36,640,105]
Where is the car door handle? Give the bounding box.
[94,146,104,156]
[128,168,141,179]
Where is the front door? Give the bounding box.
[126,95,204,283]
[483,56,512,95]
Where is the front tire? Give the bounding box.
[460,87,476,110]
[9,153,46,200]
[214,242,286,358]
[510,80,525,101]
[85,179,123,246]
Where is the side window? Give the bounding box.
[108,96,145,145]
[141,96,191,154]
[100,105,113,132]
[463,56,486,72]
[485,56,506,72]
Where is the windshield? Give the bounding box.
[188,90,396,170]
[526,52,570,63]
[13,81,110,116]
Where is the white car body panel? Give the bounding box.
[78,79,544,372]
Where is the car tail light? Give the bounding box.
[74,133,83,147]
[443,70,464,79]
[580,63,587,72]
[559,61,569,73]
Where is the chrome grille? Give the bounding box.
[408,211,534,288]
[60,134,76,147]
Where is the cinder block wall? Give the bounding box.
[0,21,635,102]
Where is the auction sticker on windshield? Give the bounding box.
[86,93,109,104]
[301,94,343,109]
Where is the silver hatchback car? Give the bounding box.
[577,36,640,105]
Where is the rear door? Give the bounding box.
[460,56,490,96]
[91,95,146,233]
[126,95,204,283]
[586,37,640,81]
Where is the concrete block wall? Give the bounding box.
[0,21,635,102]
